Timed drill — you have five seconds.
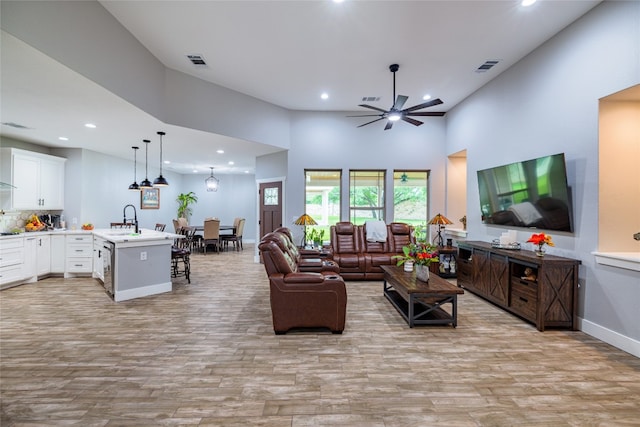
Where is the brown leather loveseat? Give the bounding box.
[329,221,414,280]
[258,235,347,335]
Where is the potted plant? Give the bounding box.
[176,192,198,221]
[308,228,325,248]
[394,242,439,282]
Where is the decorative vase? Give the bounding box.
[404,260,414,272]
[535,246,546,257]
[415,264,430,282]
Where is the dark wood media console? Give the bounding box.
[457,241,581,331]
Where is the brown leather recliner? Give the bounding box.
[258,239,347,334]
[270,227,340,274]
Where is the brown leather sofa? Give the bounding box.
[329,221,414,280]
[258,237,347,334]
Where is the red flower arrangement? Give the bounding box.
[527,232,554,252]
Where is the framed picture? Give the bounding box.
[140,188,160,209]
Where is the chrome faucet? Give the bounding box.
[123,204,139,233]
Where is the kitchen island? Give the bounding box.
[92,228,180,302]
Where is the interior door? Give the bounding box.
[259,181,283,239]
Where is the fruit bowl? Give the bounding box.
[25,224,45,232]
[82,224,94,230]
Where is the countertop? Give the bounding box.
[1,229,181,245]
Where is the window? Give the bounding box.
[305,170,341,238]
[393,170,429,227]
[350,170,385,224]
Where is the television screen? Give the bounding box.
[477,153,573,232]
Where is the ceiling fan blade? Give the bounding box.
[393,95,408,111]
[402,98,444,113]
[347,114,384,117]
[357,117,386,128]
[406,111,446,117]
[358,104,389,113]
[402,116,423,127]
[384,120,394,131]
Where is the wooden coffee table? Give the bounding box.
[381,265,464,328]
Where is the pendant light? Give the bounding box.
[139,139,153,188]
[128,146,140,190]
[205,167,219,192]
[153,131,169,186]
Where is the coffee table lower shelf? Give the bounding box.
[384,283,459,328]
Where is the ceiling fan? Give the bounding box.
[349,64,445,130]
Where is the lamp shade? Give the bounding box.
[153,131,169,187]
[427,213,453,225]
[294,213,317,226]
[128,146,140,191]
[139,139,153,188]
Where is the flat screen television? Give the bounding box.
[477,153,573,232]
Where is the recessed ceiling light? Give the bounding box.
[58,136,69,141]
[244,170,249,174]
[422,94,432,101]
[217,149,224,154]
[193,170,198,173]
[228,161,234,165]
[84,123,96,128]
[522,0,536,6]
[321,92,329,100]
[164,160,170,164]
[333,0,344,3]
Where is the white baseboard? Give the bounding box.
[578,317,640,358]
[114,281,172,302]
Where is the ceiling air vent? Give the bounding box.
[475,60,500,73]
[361,96,381,102]
[186,54,207,66]
[1,122,31,129]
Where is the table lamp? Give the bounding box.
[427,213,453,247]
[294,213,317,246]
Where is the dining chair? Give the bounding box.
[171,227,192,283]
[222,218,245,251]
[155,223,166,232]
[203,218,221,254]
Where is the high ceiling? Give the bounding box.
[0,0,601,174]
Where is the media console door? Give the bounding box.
[458,241,580,331]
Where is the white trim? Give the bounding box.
[578,317,640,358]
[114,281,172,302]
[592,252,640,272]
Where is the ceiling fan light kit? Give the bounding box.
[349,64,445,130]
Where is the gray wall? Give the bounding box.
[446,1,640,353]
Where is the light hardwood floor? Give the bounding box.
[1,245,639,426]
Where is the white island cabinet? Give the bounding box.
[92,229,179,302]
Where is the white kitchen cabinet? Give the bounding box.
[65,234,93,277]
[92,236,106,283]
[0,148,66,210]
[36,234,51,276]
[0,237,25,288]
[50,235,66,273]
[23,236,37,282]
